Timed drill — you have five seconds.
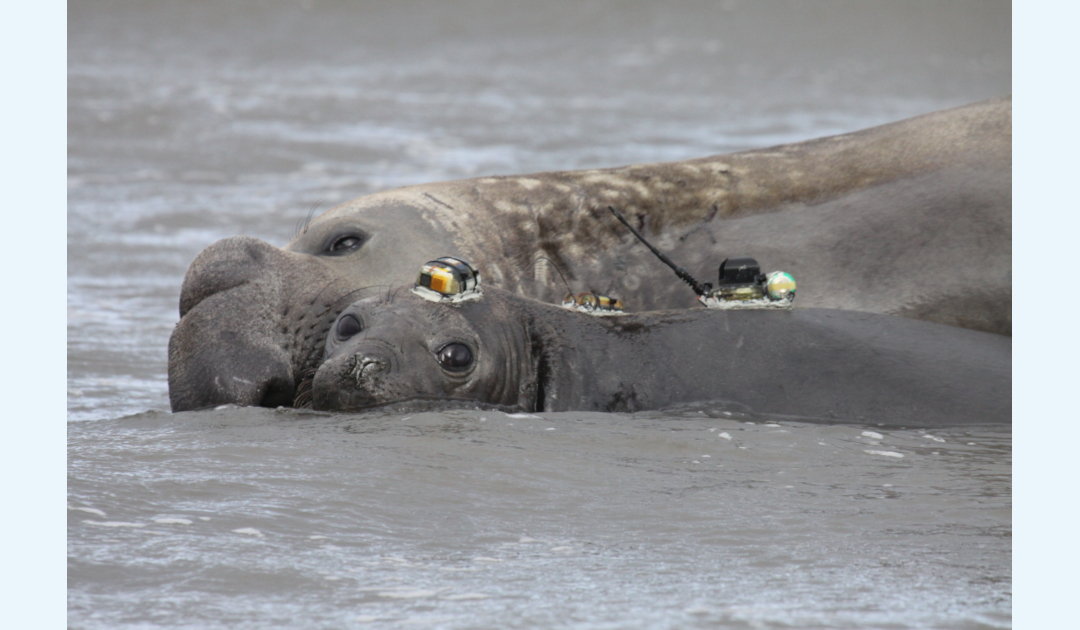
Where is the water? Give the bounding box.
[69,408,1010,629]
[68,1,1011,627]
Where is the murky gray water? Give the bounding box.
[68,1,1011,627]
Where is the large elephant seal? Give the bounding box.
[310,287,1010,427]
[170,97,1011,411]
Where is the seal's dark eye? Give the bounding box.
[335,314,362,340]
[325,233,364,256]
[436,343,473,371]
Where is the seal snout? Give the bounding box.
[311,346,397,411]
[344,353,391,383]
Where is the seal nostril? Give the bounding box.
[259,375,296,408]
[358,357,386,379]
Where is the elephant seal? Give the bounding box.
[170,97,1011,412]
[309,287,1010,427]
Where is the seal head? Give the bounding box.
[312,290,537,412]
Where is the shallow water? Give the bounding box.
[68,1,1011,627]
[69,407,1010,629]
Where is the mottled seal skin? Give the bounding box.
[170,97,1011,411]
[312,287,1010,428]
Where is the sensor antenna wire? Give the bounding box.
[525,255,574,296]
[608,206,710,296]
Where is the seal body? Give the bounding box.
[312,288,1010,427]
[170,97,1011,411]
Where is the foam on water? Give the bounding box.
[82,520,146,528]
[864,450,905,458]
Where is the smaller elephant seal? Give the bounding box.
[309,287,1010,427]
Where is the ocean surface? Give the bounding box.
[68,1,1011,628]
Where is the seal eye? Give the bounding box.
[325,233,365,256]
[436,343,473,371]
[335,314,363,340]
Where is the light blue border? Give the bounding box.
[1,1,66,627]
[1014,0,1076,626]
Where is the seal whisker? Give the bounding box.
[294,201,323,239]
[292,367,318,409]
[326,284,394,310]
[308,274,369,306]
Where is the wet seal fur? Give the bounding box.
[170,97,1011,411]
[311,287,1010,428]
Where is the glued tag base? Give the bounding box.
[698,295,794,310]
[560,302,628,316]
[411,285,483,304]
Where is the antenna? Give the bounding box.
[608,206,710,296]
[527,256,574,296]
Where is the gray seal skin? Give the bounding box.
[311,287,1010,428]
[170,96,1011,411]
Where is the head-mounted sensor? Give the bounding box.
[412,257,483,303]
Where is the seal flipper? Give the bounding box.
[522,306,564,414]
[533,357,548,413]
[526,318,550,413]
